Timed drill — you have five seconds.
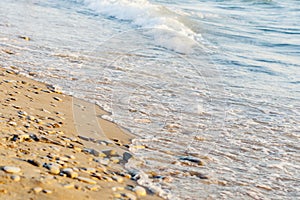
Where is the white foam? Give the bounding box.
[76,0,202,53]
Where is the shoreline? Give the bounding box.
[0,66,161,200]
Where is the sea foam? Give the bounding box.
[76,0,202,53]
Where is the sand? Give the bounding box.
[0,67,162,200]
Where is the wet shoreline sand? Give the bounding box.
[0,66,161,200]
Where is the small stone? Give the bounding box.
[103,176,113,182]
[43,189,52,194]
[44,163,60,175]
[194,136,205,141]
[28,72,37,76]
[58,156,69,162]
[63,183,74,189]
[3,166,21,174]
[96,165,107,173]
[87,185,101,191]
[114,193,122,198]
[77,177,97,184]
[61,168,78,178]
[73,147,82,152]
[131,145,145,150]
[18,111,28,116]
[19,134,30,141]
[33,187,43,194]
[8,121,17,126]
[74,185,81,190]
[93,157,110,165]
[82,167,96,174]
[112,175,123,183]
[53,97,62,102]
[112,186,124,192]
[123,152,133,162]
[189,171,209,179]
[66,155,75,160]
[256,184,272,191]
[18,36,30,41]
[24,123,30,128]
[124,193,137,200]
[133,186,147,197]
[124,173,132,179]
[11,175,20,182]
[179,156,204,166]
[3,49,14,55]
[41,108,51,113]
[52,123,61,128]
[83,148,104,157]
[27,115,35,121]
[6,69,15,74]
[102,149,117,157]
[27,159,42,167]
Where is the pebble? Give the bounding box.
[53,96,62,102]
[179,156,204,166]
[123,152,133,162]
[256,184,272,191]
[19,134,30,141]
[93,158,110,165]
[61,168,78,178]
[8,121,17,126]
[18,36,30,41]
[133,186,147,197]
[102,149,117,157]
[82,167,96,174]
[18,111,28,116]
[44,163,60,175]
[114,193,122,198]
[27,115,35,121]
[189,171,209,179]
[27,159,42,167]
[112,186,125,192]
[43,189,52,194]
[33,187,43,194]
[131,145,145,149]
[83,148,104,157]
[66,155,76,160]
[24,123,30,128]
[124,193,137,200]
[52,123,61,128]
[57,156,69,162]
[112,175,124,183]
[10,175,21,182]
[103,176,113,182]
[87,185,101,191]
[63,183,74,189]
[124,173,132,179]
[3,166,21,174]
[77,176,97,184]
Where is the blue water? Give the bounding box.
[0,0,299,199]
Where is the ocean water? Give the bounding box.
[0,0,299,199]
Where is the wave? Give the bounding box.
[74,0,202,53]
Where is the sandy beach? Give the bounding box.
[0,66,161,200]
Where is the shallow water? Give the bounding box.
[0,0,299,199]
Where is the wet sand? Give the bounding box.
[0,67,161,200]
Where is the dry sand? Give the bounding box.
[0,67,162,200]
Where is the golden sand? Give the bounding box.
[0,67,161,200]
